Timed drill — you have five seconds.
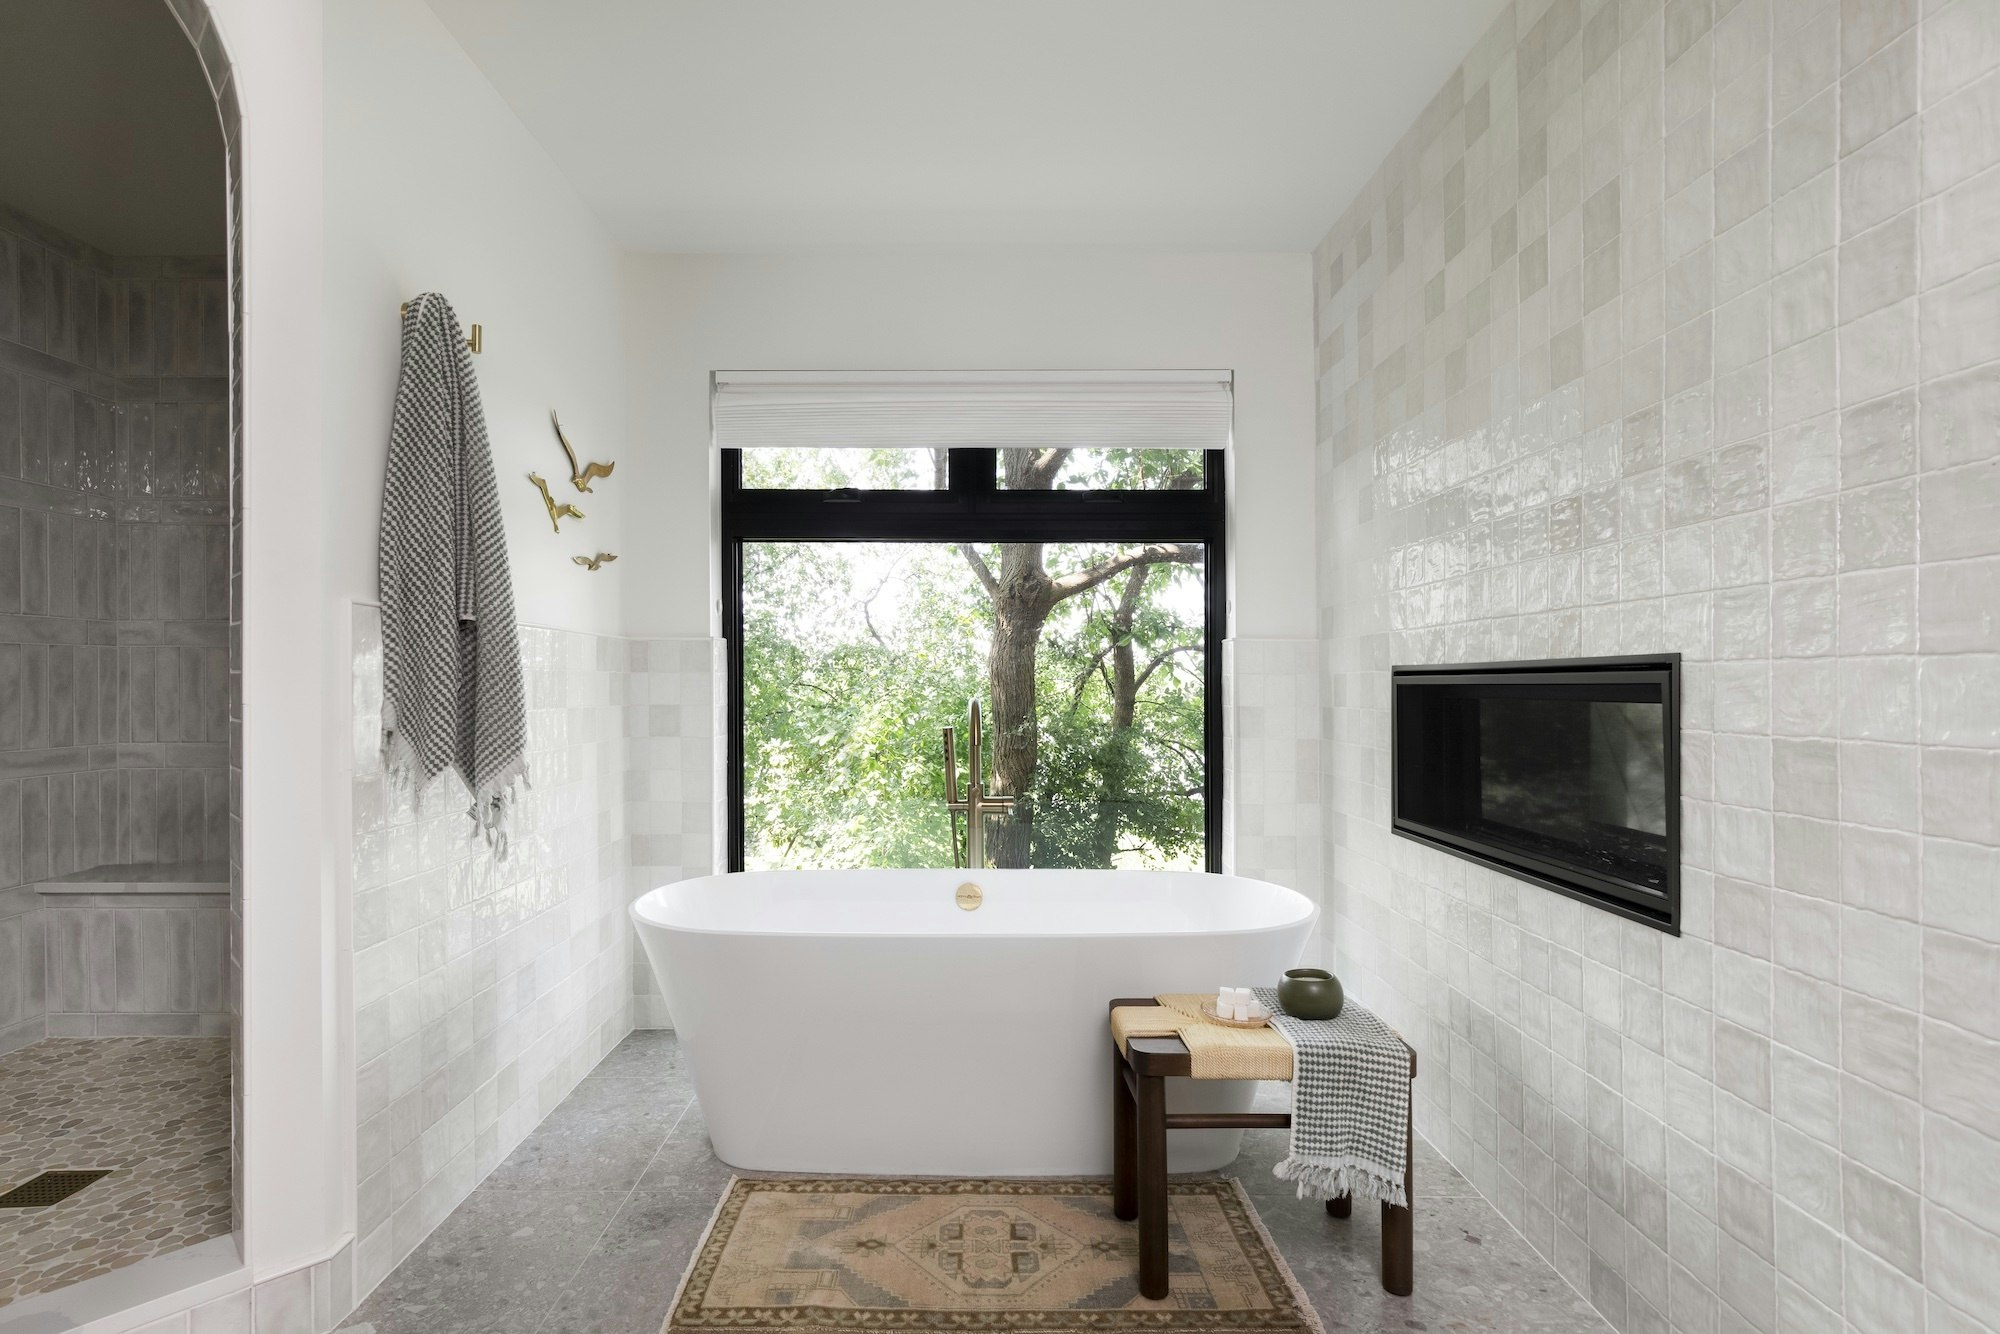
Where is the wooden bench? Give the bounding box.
[1108,997,1418,1299]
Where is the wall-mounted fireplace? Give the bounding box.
[1392,655,1680,934]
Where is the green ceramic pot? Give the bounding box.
[1277,967,1344,1020]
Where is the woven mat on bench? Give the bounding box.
[1111,994,1294,1081]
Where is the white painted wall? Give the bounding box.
[615,251,1317,641]
[204,0,338,1284]
[324,0,628,637]
[321,0,633,1270]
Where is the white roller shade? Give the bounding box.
[712,370,1232,451]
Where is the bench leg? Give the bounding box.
[1112,1050,1136,1221]
[1325,1193,1351,1218]
[1136,1071,1169,1300]
[1380,1108,1413,1295]
[1380,1199,1412,1295]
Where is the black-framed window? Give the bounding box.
[721,446,1226,873]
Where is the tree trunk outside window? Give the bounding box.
[959,449,1196,868]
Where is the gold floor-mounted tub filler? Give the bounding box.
[940,699,1016,872]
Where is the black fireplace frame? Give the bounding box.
[1391,654,1681,934]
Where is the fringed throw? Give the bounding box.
[378,293,528,854]
[1253,987,1410,1207]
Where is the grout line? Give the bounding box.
[528,1065,696,1334]
[1910,10,1929,1334]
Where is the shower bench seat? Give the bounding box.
[34,860,229,902]
[1108,997,1417,1300]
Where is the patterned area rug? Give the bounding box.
[666,1176,1323,1334]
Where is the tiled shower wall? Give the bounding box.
[1315,1,2000,1330]
[349,606,635,1298]
[0,203,230,1055]
[40,892,231,1037]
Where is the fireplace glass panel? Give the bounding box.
[1469,692,1667,885]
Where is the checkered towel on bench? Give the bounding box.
[1253,987,1409,1207]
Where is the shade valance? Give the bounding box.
[712,370,1232,451]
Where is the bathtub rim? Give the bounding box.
[630,868,1318,941]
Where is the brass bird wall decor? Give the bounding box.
[528,473,584,533]
[572,552,618,572]
[552,411,615,492]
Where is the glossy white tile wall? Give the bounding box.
[623,636,722,1029]
[1223,638,1325,910]
[1315,1,2000,1330]
[347,606,630,1299]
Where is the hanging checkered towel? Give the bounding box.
[1252,987,1410,1207]
[378,293,527,854]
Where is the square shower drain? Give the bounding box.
[0,1170,113,1208]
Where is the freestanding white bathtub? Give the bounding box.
[630,868,1316,1176]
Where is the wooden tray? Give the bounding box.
[1200,1002,1272,1029]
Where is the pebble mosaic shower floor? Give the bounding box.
[0,1037,232,1307]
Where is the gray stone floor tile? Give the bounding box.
[1247,1192,1606,1331]
[337,1188,627,1334]
[481,1077,689,1194]
[583,1030,690,1087]
[1412,1135,1476,1194]
[632,1106,734,1196]
[532,1193,716,1334]
[346,1031,1612,1334]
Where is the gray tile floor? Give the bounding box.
[337,1032,1608,1334]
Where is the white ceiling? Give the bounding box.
[423,0,1507,252]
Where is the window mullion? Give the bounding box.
[947,448,996,496]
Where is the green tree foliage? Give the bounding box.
[741,448,1205,870]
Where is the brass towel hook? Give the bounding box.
[399,301,482,354]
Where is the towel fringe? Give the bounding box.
[466,757,531,859]
[380,703,429,794]
[383,700,530,862]
[1272,1155,1409,1209]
